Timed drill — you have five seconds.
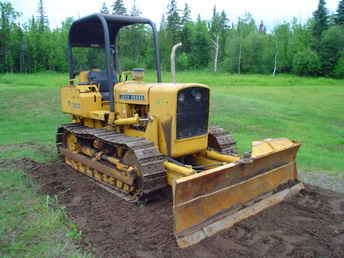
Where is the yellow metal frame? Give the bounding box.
[61,79,210,158]
[173,141,301,247]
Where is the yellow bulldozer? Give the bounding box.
[57,14,304,248]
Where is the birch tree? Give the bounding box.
[211,34,220,72]
[209,7,229,72]
[273,41,278,76]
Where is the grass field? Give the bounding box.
[0,71,343,172]
[0,168,90,257]
[0,71,343,256]
[1,71,344,87]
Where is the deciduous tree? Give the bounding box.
[293,49,321,76]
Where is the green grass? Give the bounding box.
[211,86,344,174]
[1,70,344,87]
[166,72,344,86]
[0,72,67,87]
[0,84,68,146]
[0,169,90,257]
[0,71,343,173]
[0,72,89,257]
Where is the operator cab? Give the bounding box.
[68,14,162,109]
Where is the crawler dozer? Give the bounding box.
[57,14,304,248]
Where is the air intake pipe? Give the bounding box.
[171,42,182,83]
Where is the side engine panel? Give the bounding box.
[60,85,108,119]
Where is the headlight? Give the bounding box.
[192,89,202,102]
[178,93,185,103]
[194,92,202,101]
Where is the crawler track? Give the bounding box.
[208,126,237,155]
[56,123,167,202]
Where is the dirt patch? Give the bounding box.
[0,142,53,153]
[0,158,41,172]
[300,171,344,194]
[22,160,344,258]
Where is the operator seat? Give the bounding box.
[88,70,112,101]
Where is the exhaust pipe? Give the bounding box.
[171,42,182,83]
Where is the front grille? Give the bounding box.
[176,87,209,139]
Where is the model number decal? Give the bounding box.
[72,103,80,109]
[119,94,145,101]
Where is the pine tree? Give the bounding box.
[335,0,344,25]
[181,3,191,24]
[180,3,192,57]
[100,2,110,14]
[0,2,20,72]
[1,0,343,76]
[192,16,211,68]
[112,0,127,15]
[259,20,266,33]
[160,14,167,31]
[37,0,48,31]
[313,0,328,41]
[220,11,230,30]
[158,14,170,68]
[166,0,182,44]
[128,0,143,64]
[130,0,140,16]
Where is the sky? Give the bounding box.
[10,0,341,30]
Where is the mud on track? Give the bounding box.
[21,159,344,258]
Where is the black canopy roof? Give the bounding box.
[69,13,155,47]
[67,13,161,112]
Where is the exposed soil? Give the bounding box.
[299,171,344,194]
[0,143,52,153]
[19,159,344,258]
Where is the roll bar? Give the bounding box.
[68,13,162,111]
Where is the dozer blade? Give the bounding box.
[173,139,304,248]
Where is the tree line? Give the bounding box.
[0,0,344,78]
